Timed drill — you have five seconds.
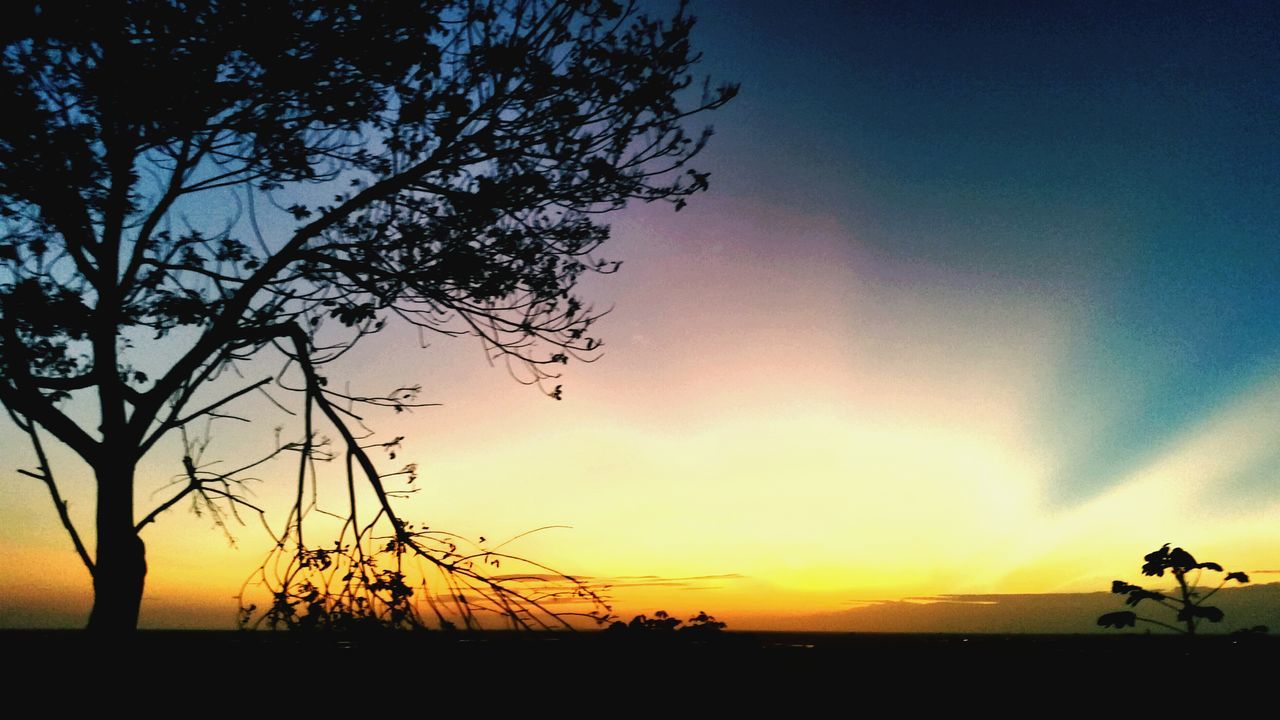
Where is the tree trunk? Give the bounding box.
[87,464,146,632]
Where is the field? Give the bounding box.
[6,629,1274,702]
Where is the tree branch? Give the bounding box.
[139,377,272,456]
[0,324,100,460]
[132,136,463,442]
[120,135,203,299]
[9,409,95,577]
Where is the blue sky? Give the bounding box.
[685,0,1280,505]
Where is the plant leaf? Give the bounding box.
[1098,611,1137,629]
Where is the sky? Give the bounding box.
[2,1,1280,631]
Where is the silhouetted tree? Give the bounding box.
[0,0,735,631]
[1098,544,1255,634]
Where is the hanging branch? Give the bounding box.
[232,323,612,631]
[9,408,95,577]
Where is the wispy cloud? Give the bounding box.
[599,573,747,589]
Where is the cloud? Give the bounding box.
[975,371,1280,593]
[599,573,748,589]
[788,583,1280,634]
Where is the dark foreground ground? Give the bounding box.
[6,630,1276,705]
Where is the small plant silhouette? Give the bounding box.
[1098,544,1257,635]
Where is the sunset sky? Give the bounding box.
[3,1,1279,630]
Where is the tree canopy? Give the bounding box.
[0,0,735,631]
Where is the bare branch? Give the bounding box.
[8,409,95,577]
[139,377,272,455]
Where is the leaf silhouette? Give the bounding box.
[1177,605,1224,623]
[1098,611,1137,629]
[1124,589,1167,607]
[1167,547,1198,570]
[1142,544,1171,577]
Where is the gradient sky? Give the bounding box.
[3,1,1280,630]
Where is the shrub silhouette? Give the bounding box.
[1098,544,1259,635]
[607,610,727,636]
[683,610,729,635]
